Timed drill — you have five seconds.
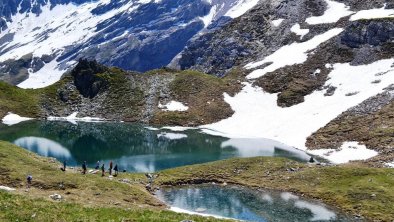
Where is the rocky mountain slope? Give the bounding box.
[0,59,242,126]
[0,0,258,87]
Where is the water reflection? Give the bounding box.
[156,185,349,222]
[14,137,72,159]
[0,121,311,172]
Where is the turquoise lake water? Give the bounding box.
[0,120,311,172]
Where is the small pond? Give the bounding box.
[0,120,311,172]
[156,185,351,222]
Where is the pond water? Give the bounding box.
[0,121,311,172]
[156,185,351,222]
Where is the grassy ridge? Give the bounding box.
[0,81,41,118]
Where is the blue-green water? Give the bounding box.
[0,121,311,172]
[156,185,351,222]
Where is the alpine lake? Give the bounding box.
[0,120,351,222]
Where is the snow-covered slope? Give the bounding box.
[0,0,259,88]
[191,0,394,163]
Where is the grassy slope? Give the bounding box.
[152,69,242,126]
[0,141,223,222]
[0,81,41,118]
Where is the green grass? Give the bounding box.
[0,81,41,118]
[0,191,225,222]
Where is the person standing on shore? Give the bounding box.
[114,164,118,176]
[101,164,105,177]
[109,161,113,175]
[82,161,87,174]
[95,161,100,170]
[63,160,67,171]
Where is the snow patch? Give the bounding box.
[161,126,196,131]
[0,186,16,192]
[305,0,353,25]
[47,112,104,124]
[203,58,394,153]
[386,162,394,168]
[225,0,260,18]
[307,142,378,164]
[290,24,309,39]
[350,7,394,21]
[158,101,189,112]
[157,132,188,140]
[272,19,284,27]
[200,5,217,28]
[17,57,65,89]
[145,126,160,131]
[246,28,343,79]
[2,113,33,126]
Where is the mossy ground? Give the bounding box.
[1,141,394,221]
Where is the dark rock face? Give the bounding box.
[173,0,328,77]
[71,59,108,99]
[341,19,394,48]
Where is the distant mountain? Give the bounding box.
[0,0,259,87]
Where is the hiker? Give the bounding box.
[114,164,118,177]
[309,157,315,163]
[109,161,113,175]
[95,161,100,170]
[82,161,87,174]
[26,174,32,188]
[62,160,67,171]
[101,164,105,177]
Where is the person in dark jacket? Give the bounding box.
[26,174,32,188]
[101,164,105,177]
[109,161,113,175]
[62,160,67,171]
[114,164,118,176]
[82,161,87,174]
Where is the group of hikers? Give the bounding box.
[62,160,119,177]
[27,160,121,188]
